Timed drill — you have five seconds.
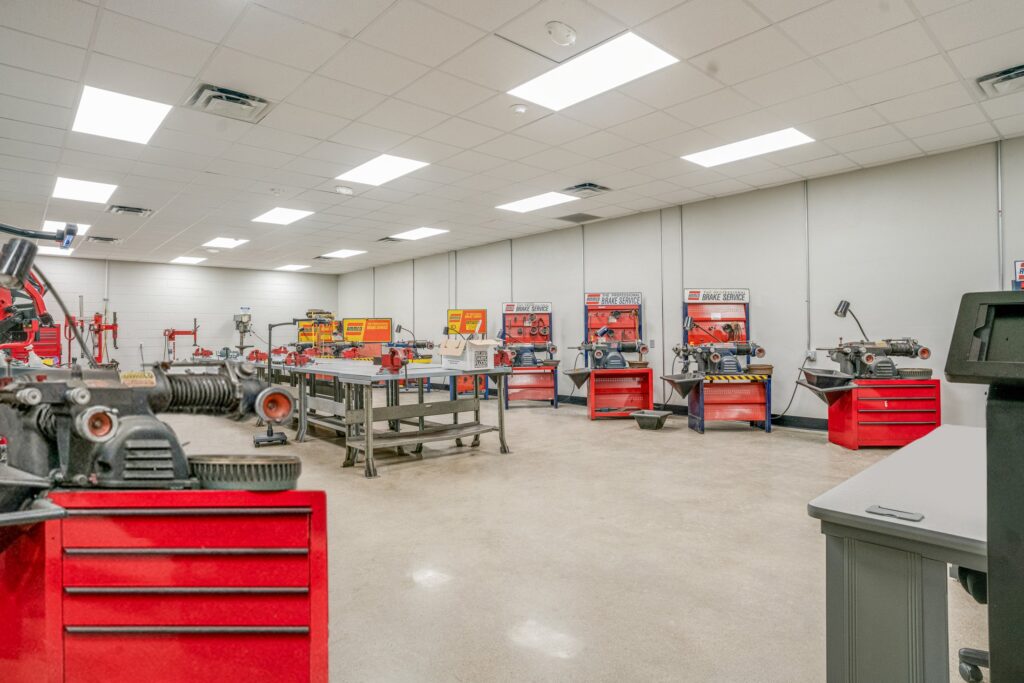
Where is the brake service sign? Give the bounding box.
[685,288,750,303]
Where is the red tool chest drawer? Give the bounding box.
[0,489,328,683]
[588,368,654,419]
[827,379,941,450]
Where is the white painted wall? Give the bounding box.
[337,140,1020,426]
[34,257,338,368]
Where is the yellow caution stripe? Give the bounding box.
[704,374,769,381]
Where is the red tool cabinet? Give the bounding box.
[507,367,558,404]
[0,489,328,683]
[588,368,654,419]
[827,378,941,449]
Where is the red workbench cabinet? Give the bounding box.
[506,366,559,407]
[0,489,328,683]
[588,368,654,419]
[827,378,942,449]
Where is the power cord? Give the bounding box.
[772,358,810,420]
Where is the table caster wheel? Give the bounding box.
[959,662,983,682]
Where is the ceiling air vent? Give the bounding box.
[106,204,152,217]
[186,84,273,123]
[556,212,602,224]
[977,64,1024,97]
[376,237,401,243]
[562,182,610,198]
[87,235,122,244]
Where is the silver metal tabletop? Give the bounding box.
[271,359,510,385]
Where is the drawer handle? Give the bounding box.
[858,397,935,402]
[66,507,311,516]
[858,409,936,413]
[65,586,309,595]
[66,626,309,635]
[858,421,937,426]
[65,548,308,556]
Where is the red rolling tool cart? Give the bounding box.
[501,302,558,408]
[580,292,653,419]
[826,378,941,449]
[0,490,328,683]
[681,289,771,434]
[447,308,490,398]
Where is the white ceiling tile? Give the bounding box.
[387,136,462,163]
[787,154,859,176]
[459,93,549,131]
[94,11,215,77]
[635,0,768,58]
[441,36,554,92]
[895,104,987,137]
[993,113,1024,137]
[0,94,72,129]
[305,141,379,167]
[252,0,393,37]
[475,133,549,160]
[601,145,674,169]
[657,128,728,156]
[745,0,829,22]
[444,150,507,173]
[737,166,803,187]
[421,118,503,147]
[239,126,319,155]
[825,124,907,153]
[0,138,62,163]
[909,0,971,13]
[418,0,538,31]
[844,139,922,165]
[59,148,136,174]
[817,22,938,83]
[63,131,147,160]
[260,103,349,139]
[0,0,97,46]
[768,85,864,124]
[318,41,429,96]
[359,99,448,136]
[874,82,974,122]
[397,71,495,116]
[130,161,200,183]
[913,121,998,152]
[608,111,691,144]
[514,115,597,146]
[359,0,484,67]
[162,108,253,141]
[518,147,589,171]
[778,0,915,54]
[202,48,309,102]
[693,27,805,84]
[0,118,65,147]
[561,91,655,129]
[485,161,547,182]
[149,128,234,157]
[0,26,86,81]
[138,145,214,171]
[734,59,838,107]
[224,5,347,71]
[561,130,636,158]
[848,55,959,104]
[947,26,1024,80]
[287,76,385,119]
[84,53,194,103]
[586,0,686,26]
[330,122,411,151]
[0,64,78,107]
[619,62,721,110]
[925,0,1024,50]
[799,107,888,139]
[105,0,245,42]
[692,178,754,196]
[667,89,758,127]
[496,0,624,61]
[703,109,790,140]
[981,90,1024,120]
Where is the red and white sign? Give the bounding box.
[585,292,641,306]
[1015,260,1024,282]
[503,302,552,313]
[685,288,750,303]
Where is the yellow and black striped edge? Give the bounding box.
[704,374,770,381]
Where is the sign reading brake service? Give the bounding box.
[585,292,642,306]
[686,288,750,303]
[1015,260,1024,282]
[341,318,392,343]
[503,302,552,313]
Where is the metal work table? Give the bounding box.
[808,425,985,683]
[274,360,511,478]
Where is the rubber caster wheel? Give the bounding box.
[959,663,983,682]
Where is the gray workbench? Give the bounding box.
[808,425,985,683]
[274,360,511,478]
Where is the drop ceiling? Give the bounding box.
[0,0,1022,274]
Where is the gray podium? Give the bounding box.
[808,425,985,683]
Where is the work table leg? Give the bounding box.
[497,374,510,454]
[363,384,377,478]
[295,372,308,443]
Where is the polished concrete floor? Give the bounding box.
[170,396,987,682]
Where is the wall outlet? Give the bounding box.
[649,338,655,349]
[805,349,817,361]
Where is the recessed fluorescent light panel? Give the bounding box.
[496,192,579,213]
[508,32,678,111]
[390,227,448,241]
[252,207,314,225]
[72,86,172,144]
[203,237,248,249]
[682,128,815,168]
[321,249,366,259]
[43,220,91,236]
[53,177,117,204]
[37,246,73,257]
[171,256,206,265]
[276,264,309,271]
[335,154,428,186]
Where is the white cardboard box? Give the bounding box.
[438,338,498,371]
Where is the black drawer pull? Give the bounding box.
[858,421,937,426]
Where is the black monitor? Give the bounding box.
[945,291,1024,386]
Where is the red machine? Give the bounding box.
[0,489,329,683]
[580,292,653,419]
[501,302,558,408]
[163,319,199,361]
[0,270,62,364]
[679,289,771,434]
[64,312,118,366]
